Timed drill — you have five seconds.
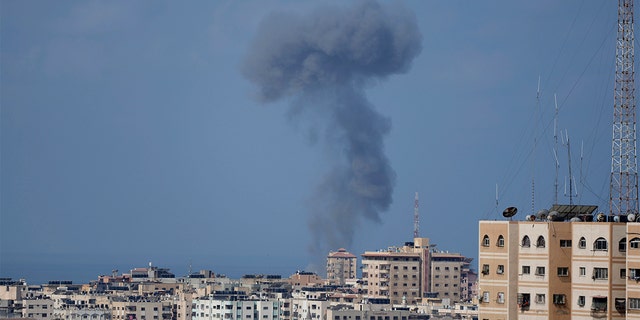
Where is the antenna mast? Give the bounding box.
[554,94,560,205]
[413,192,419,238]
[532,76,540,214]
[610,0,639,216]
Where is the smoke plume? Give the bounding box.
[242,1,422,254]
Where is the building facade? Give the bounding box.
[478,205,640,320]
[326,249,358,285]
[361,238,431,305]
[22,297,54,320]
[191,298,280,320]
[111,298,173,320]
[430,251,472,303]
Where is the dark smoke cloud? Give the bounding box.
[242,1,422,254]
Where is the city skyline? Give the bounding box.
[2,1,619,283]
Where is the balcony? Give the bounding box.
[591,297,608,319]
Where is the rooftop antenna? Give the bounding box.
[563,129,575,205]
[495,183,499,215]
[609,0,639,216]
[413,192,419,238]
[532,75,541,214]
[579,140,584,201]
[554,94,560,205]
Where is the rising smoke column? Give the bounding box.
[242,1,422,253]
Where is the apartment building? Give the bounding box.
[325,305,411,320]
[361,239,429,305]
[22,297,54,320]
[430,251,472,302]
[0,278,27,318]
[478,204,639,320]
[191,297,280,320]
[288,272,323,287]
[110,297,173,320]
[327,249,358,285]
[289,295,330,320]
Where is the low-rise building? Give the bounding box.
[22,297,54,320]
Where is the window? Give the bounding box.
[482,264,490,275]
[621,268,627,279]
[497,265,504,274]
[482,235,490,247]
[557,267,569,277]
[560,239,572,247]
[593,267,608,280]
[553,294,566,305]
[594,237,608,251]
[535,266,545,276]
[579,267,586,276]
[536,236,546,248]
[482,291,489,303]
[497,235,505,247]
[630,298,640,310]
[631,237,640,249]
[497,292,505,304]
[522,266,530,275]
[620,238,627,252]
[579,237,586,248]
[592,297,607,312]
[535,294,545,304]
[630,268,640,280]
[578,296,585,307]
[521,236,531,248]
[518,293,531,310]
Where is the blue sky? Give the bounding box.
[1,1,622,283]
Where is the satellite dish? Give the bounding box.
[614,215,621,223]
[629,213,636,222]
[570,217,581,222]
[548,211,559,221]
[536,209,549,220]
[596,213,606,222]
[503,207,518,218]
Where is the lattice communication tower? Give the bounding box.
[610,0,640,216]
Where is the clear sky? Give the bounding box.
[1,0,622,284]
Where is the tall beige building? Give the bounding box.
[361,238,430,305]
[430,251,473,302]
[326,248,357,285]
[478,204,640,320]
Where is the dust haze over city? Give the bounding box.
[1,1,619,284]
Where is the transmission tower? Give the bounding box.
[610,0,639,216]
[413,192,419,238]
